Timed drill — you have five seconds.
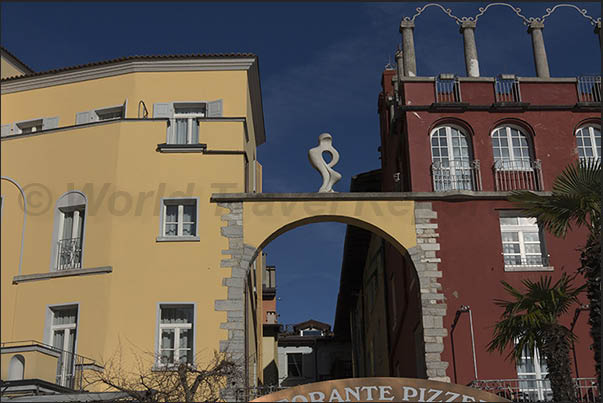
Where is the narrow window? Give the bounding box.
[57,207,85,270]
[158,305,194,366]
[575,125,601,161]
[50,306,78,387]
[499,215,547,268]
[171,103,206,145]
[161,199,197,238]
[517,346,552,401]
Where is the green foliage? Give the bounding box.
[488,274,585,401]
[487,273,585,361]
[508,158,601,237]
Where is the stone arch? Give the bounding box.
[214,199,449,398]
[7,354,25,380]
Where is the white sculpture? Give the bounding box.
[308,133,342,193]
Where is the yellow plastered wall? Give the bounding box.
[1,351,59,384]
[242,201,418,253]
[1,65,260,384]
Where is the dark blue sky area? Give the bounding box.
[2,2,600,326]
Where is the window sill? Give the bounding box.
[504,265,554,272]
[152,363,196,372]
[156,236,200,242]
[13,266,112,284]
[156,143,207,153]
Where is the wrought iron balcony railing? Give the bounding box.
[495,75,522,103]
[503,254,550,268]
[1,340,99,391]
[57,237,82,270]
[470,377,599,402]
[493,159,543,191]
[431,159,482,192]
[577,76,601,103]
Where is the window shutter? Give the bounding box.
[207,99,223,117]
[153,103,174,118]
[75,111,94,125]
[42,117,59,130]
[153,103,175,143]
[1,124,10,137]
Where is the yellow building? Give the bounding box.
[1,49,269,399]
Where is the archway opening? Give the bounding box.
[242,218,426,395]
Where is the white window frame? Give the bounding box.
[430,125,474,191]
[491,125,534,171]
[48,305,78,387]
[516,346,552,401]
[156,304,195,368]
[157,198,199,242]
[499,214,551,271]
[575,124,601,161]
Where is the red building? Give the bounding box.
[335,21,600,402]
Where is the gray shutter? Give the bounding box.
[75,111,94,125]
[153,103,174,143]
[153,103,174,118]
[207,99,223,117]
[42,117,59,130]
[1,124,11,137]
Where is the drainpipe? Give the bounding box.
[464,305,478,380]
[570,304,589,378]
[527,21,550,78]
[460,21,480,77]
[399,20,417,77]
[449,310,462,383]
[449,305,478,383]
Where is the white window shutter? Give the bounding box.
[75,111,94,125]
[207,99,223,117]
[42,117,59,130]
[1,124,10,137]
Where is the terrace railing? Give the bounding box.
[577,76,601,103]
[431,160,482,191]
[493,159,543,191]
[435,74,462,103]
[470,377,599,402]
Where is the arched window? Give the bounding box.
[7,355,25,380]
[575,125,601,161]
[491,125,533,170]
[430,126,475,191]
[51,191,87,271]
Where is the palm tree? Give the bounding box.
[508,158,601,383]
[487,274,585,402]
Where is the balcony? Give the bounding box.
[56,238,82,270]
[493,159,543,191]
[577,76,601,103]
[431,160,482,192]
[470,378,599,402]
[495,75,522,104]
[1,340,100,394]
[435,74,462,104]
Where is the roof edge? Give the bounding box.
[1,46,35,75]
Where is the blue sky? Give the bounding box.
[2,2,600,326]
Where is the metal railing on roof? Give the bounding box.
[577,76,601,103]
